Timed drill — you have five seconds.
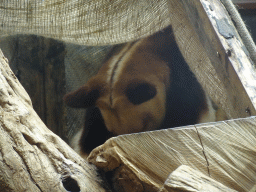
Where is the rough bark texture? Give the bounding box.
[0,49,109,191]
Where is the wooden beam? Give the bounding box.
[2,35,68,142]
[180,0,256,117]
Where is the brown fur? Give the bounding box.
[64,26,224,156]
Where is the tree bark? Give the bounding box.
[0,49,109,191]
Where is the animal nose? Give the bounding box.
[142,113,154,132]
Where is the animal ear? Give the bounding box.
[147,26,175,61]
[63,85,100,108]
[125,82,157,105]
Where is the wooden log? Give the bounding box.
[180,0,256,117]
[88,116,256,192]
[0,49,109,191]
[159,165,237,192]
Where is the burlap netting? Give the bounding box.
[0,0,246,138]
[0,0,171,46]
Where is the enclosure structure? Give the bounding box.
[0,0,256,191]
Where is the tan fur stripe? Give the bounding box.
[107,40,144,106]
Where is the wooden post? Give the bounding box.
[0,35,68,142]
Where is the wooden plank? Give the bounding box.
[43,38,67,142]
[1,35,68,142]
[160,165,237,192]
[8,35,46,123]
[88,116,256,192]
[180,0,256,117]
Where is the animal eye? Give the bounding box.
[125,83,157,105]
